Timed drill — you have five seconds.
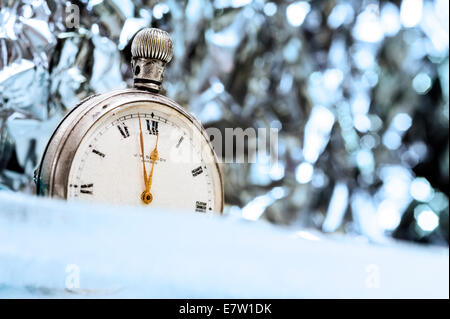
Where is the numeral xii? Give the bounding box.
[146,119,159,135]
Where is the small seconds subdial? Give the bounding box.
[67,103,220,213]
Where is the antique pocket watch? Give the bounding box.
[36,28,223,213]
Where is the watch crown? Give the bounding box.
[131,28,173,63]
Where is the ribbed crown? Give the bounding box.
[131,28,173,63]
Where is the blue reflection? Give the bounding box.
[286,1,310,27]
[400,0,423,28]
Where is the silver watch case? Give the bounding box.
[36,89,224,212]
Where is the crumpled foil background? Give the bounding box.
[0,0,448,246]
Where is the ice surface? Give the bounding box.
[0,191,448,298]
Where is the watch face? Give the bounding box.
[65,101,222,213]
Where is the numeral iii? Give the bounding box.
[195,201,207,213]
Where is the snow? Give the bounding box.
[0,191,448,298]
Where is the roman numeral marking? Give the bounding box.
[92,149,105,157]
[117,123,130,138]
[195,201,207,213]
[192,166,203,177]
[80,183,93,194]
[146,119,159,135]
[176,136,184,148]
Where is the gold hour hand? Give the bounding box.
[146,133,159,192]
[138,113,151,204]
[141,132,159,204]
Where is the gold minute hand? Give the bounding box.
[137,113,148,190]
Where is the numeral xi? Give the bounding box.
[117,123,130,138]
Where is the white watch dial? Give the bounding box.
[67,102,221,213]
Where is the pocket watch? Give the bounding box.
[36,28,223,213]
